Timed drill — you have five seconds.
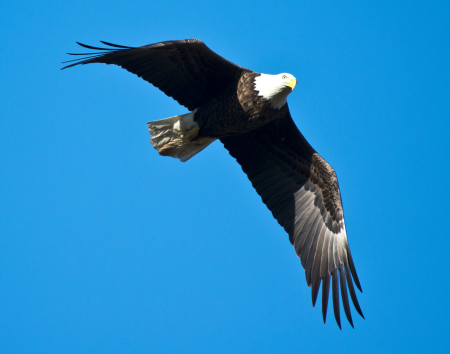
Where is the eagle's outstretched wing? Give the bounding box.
[62,39,249,111]
[221,110,364,328]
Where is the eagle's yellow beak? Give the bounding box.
[286,77,297,91]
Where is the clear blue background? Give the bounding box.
[1,1,449,353]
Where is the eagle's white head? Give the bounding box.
[254,73,297,109]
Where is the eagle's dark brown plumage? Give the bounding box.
[63,39,364,328]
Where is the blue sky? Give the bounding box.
[1,0,449,353]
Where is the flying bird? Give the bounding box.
[62,39,364,328]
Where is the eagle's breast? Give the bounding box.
[238,73,287,120]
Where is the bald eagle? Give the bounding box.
[63,39,364,328]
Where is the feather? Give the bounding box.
[322,273,331,323]
[332,269,341,329]
[75,41,118,51]
[305,223,325,286]
[347,246,362,292]
[100,41,134,49]
[339,264,353,327]
[311,226,326,306]
[345,258,364,318]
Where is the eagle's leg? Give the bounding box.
[191,136,214,146]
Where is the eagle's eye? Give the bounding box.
[282,75,287,80]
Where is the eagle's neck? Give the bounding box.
[254,74,291,109]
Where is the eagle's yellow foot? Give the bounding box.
[192,136,213,146]
[184,126,200,140]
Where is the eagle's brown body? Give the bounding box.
[195,72,288,138]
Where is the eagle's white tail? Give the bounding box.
[147,112,216,162]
